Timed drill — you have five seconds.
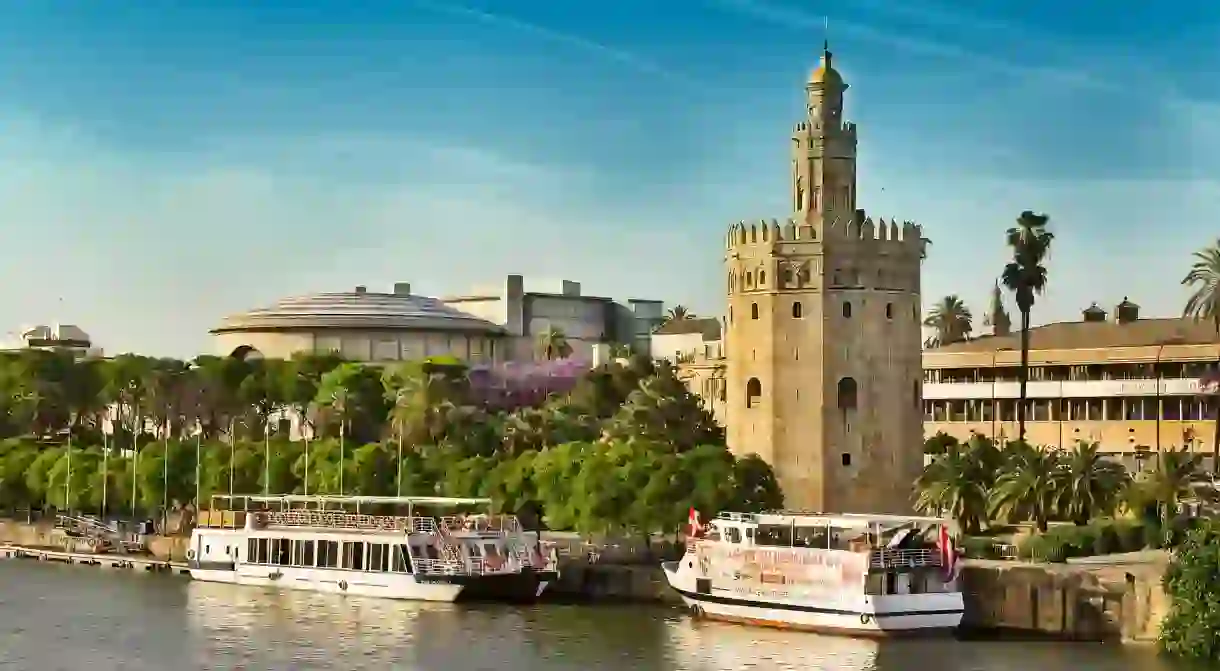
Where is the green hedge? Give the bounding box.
[1016,519,1154,563]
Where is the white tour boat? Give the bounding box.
[662,510,964,637]
[188,494,559,603]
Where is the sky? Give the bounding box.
[1,0,1218,356]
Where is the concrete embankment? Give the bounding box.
[0,520,1169,642]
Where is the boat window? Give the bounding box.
[725,527,742,544]
[256,538,270,564]
[468,543,483,557]
[343,542,366,571]
[368,544,389,572]
[483,543,500,557]
[794,525,829,549]
[755,524,793,547]
[273,538,291,566]
[302,540,316,567]
[864,573,884,595]
[205,545,211,554]
[426,545,440,560]
[247,539,257,562]
[392,545,412,573]
[744,527,754,544]
[317,540,340,568]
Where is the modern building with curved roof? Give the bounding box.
[211,283,506,364]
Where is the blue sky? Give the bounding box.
[1,0,1218,356]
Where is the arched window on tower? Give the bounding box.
[751,303,759,320]
[842,302,852,318]
[792,302,803,318]
[746,378,762,408]
[759,270,766,286]
[746,272,754,288]
[837,377,858,411]
[784,268,795,286]
[885,303,893,319]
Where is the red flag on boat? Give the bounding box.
[938,525,960,582]
[688,508,702,538]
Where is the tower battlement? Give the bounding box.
[725,214,923,257]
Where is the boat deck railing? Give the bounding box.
[870,548,941,569]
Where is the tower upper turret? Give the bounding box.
[806,41,847,123]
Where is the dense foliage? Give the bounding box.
[917,433,1207,560]
[0,349,784,537]
[1159,521,1220,660]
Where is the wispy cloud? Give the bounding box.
[410,0,699,87]
[709,0,1111,91]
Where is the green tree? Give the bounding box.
[1159,521,1220,660]
[1056,440,1130,525]
[922,295,973,348]
[1181,238,1220,474]
[914,435,1000,534]
[535,327,573,361]
[988,443,1063,532]
[1000,211,1053,443]
[602,363,724,452]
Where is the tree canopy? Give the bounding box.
[0,348,782,538]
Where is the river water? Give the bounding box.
[0,561,1199,671]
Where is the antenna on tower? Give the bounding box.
[823,15,830,52]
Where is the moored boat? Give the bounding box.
[662,510,964,637]
[189,494,559,603]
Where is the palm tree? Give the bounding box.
[914,434,1001,534]
[1056,440,1131,525]
[922,295,973,348]
[1181,239,1220,474]
[664,305,693,324]
[535,327,573,361]
[988,442,1063,532]
[1143,447,1204,522]
[1000,211,1054,443]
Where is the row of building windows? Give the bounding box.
[728,266,916,294]
[924,362,1217,384]
[731,300,907,323]
[244,537,422,573]
[924,397,1216,423]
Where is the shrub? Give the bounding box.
[1110,519,1145,553]
[960,535,1001,559]
[1142,519,1164,549]
[1159,521,1220,660]
[1090,522,1120,556]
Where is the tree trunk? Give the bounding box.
[1018,309,1031,443]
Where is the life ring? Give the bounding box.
[186,550,196,561]
[338,580,348,591]
[860,613,872,626]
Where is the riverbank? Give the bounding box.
[0,519,1168,643]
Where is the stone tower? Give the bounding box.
[723,44,926,514]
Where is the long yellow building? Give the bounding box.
[922,299,1220,471]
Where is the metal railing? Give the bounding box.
[259,511,416,532]
[413,557,470,576]
[869,548,941,569]
[439,515,522,534]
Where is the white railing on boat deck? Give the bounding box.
[439,515,522,534]
[870,548,941,569]
[413,557,470,576]
[261,510,418,532]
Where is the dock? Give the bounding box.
[0,544,190,575]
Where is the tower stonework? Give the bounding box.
[723,45,926,514]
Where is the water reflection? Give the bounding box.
[0,561,1201,671]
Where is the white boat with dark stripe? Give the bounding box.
[662,511,964,637]
[189,494,559,603]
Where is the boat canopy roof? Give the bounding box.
[717,511,948,529]
[210,494,492,507]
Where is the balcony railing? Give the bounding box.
[869,548,941,569]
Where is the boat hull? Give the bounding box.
[431,568,558,603]
[189,562,465,602]
[663,561,963,638]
